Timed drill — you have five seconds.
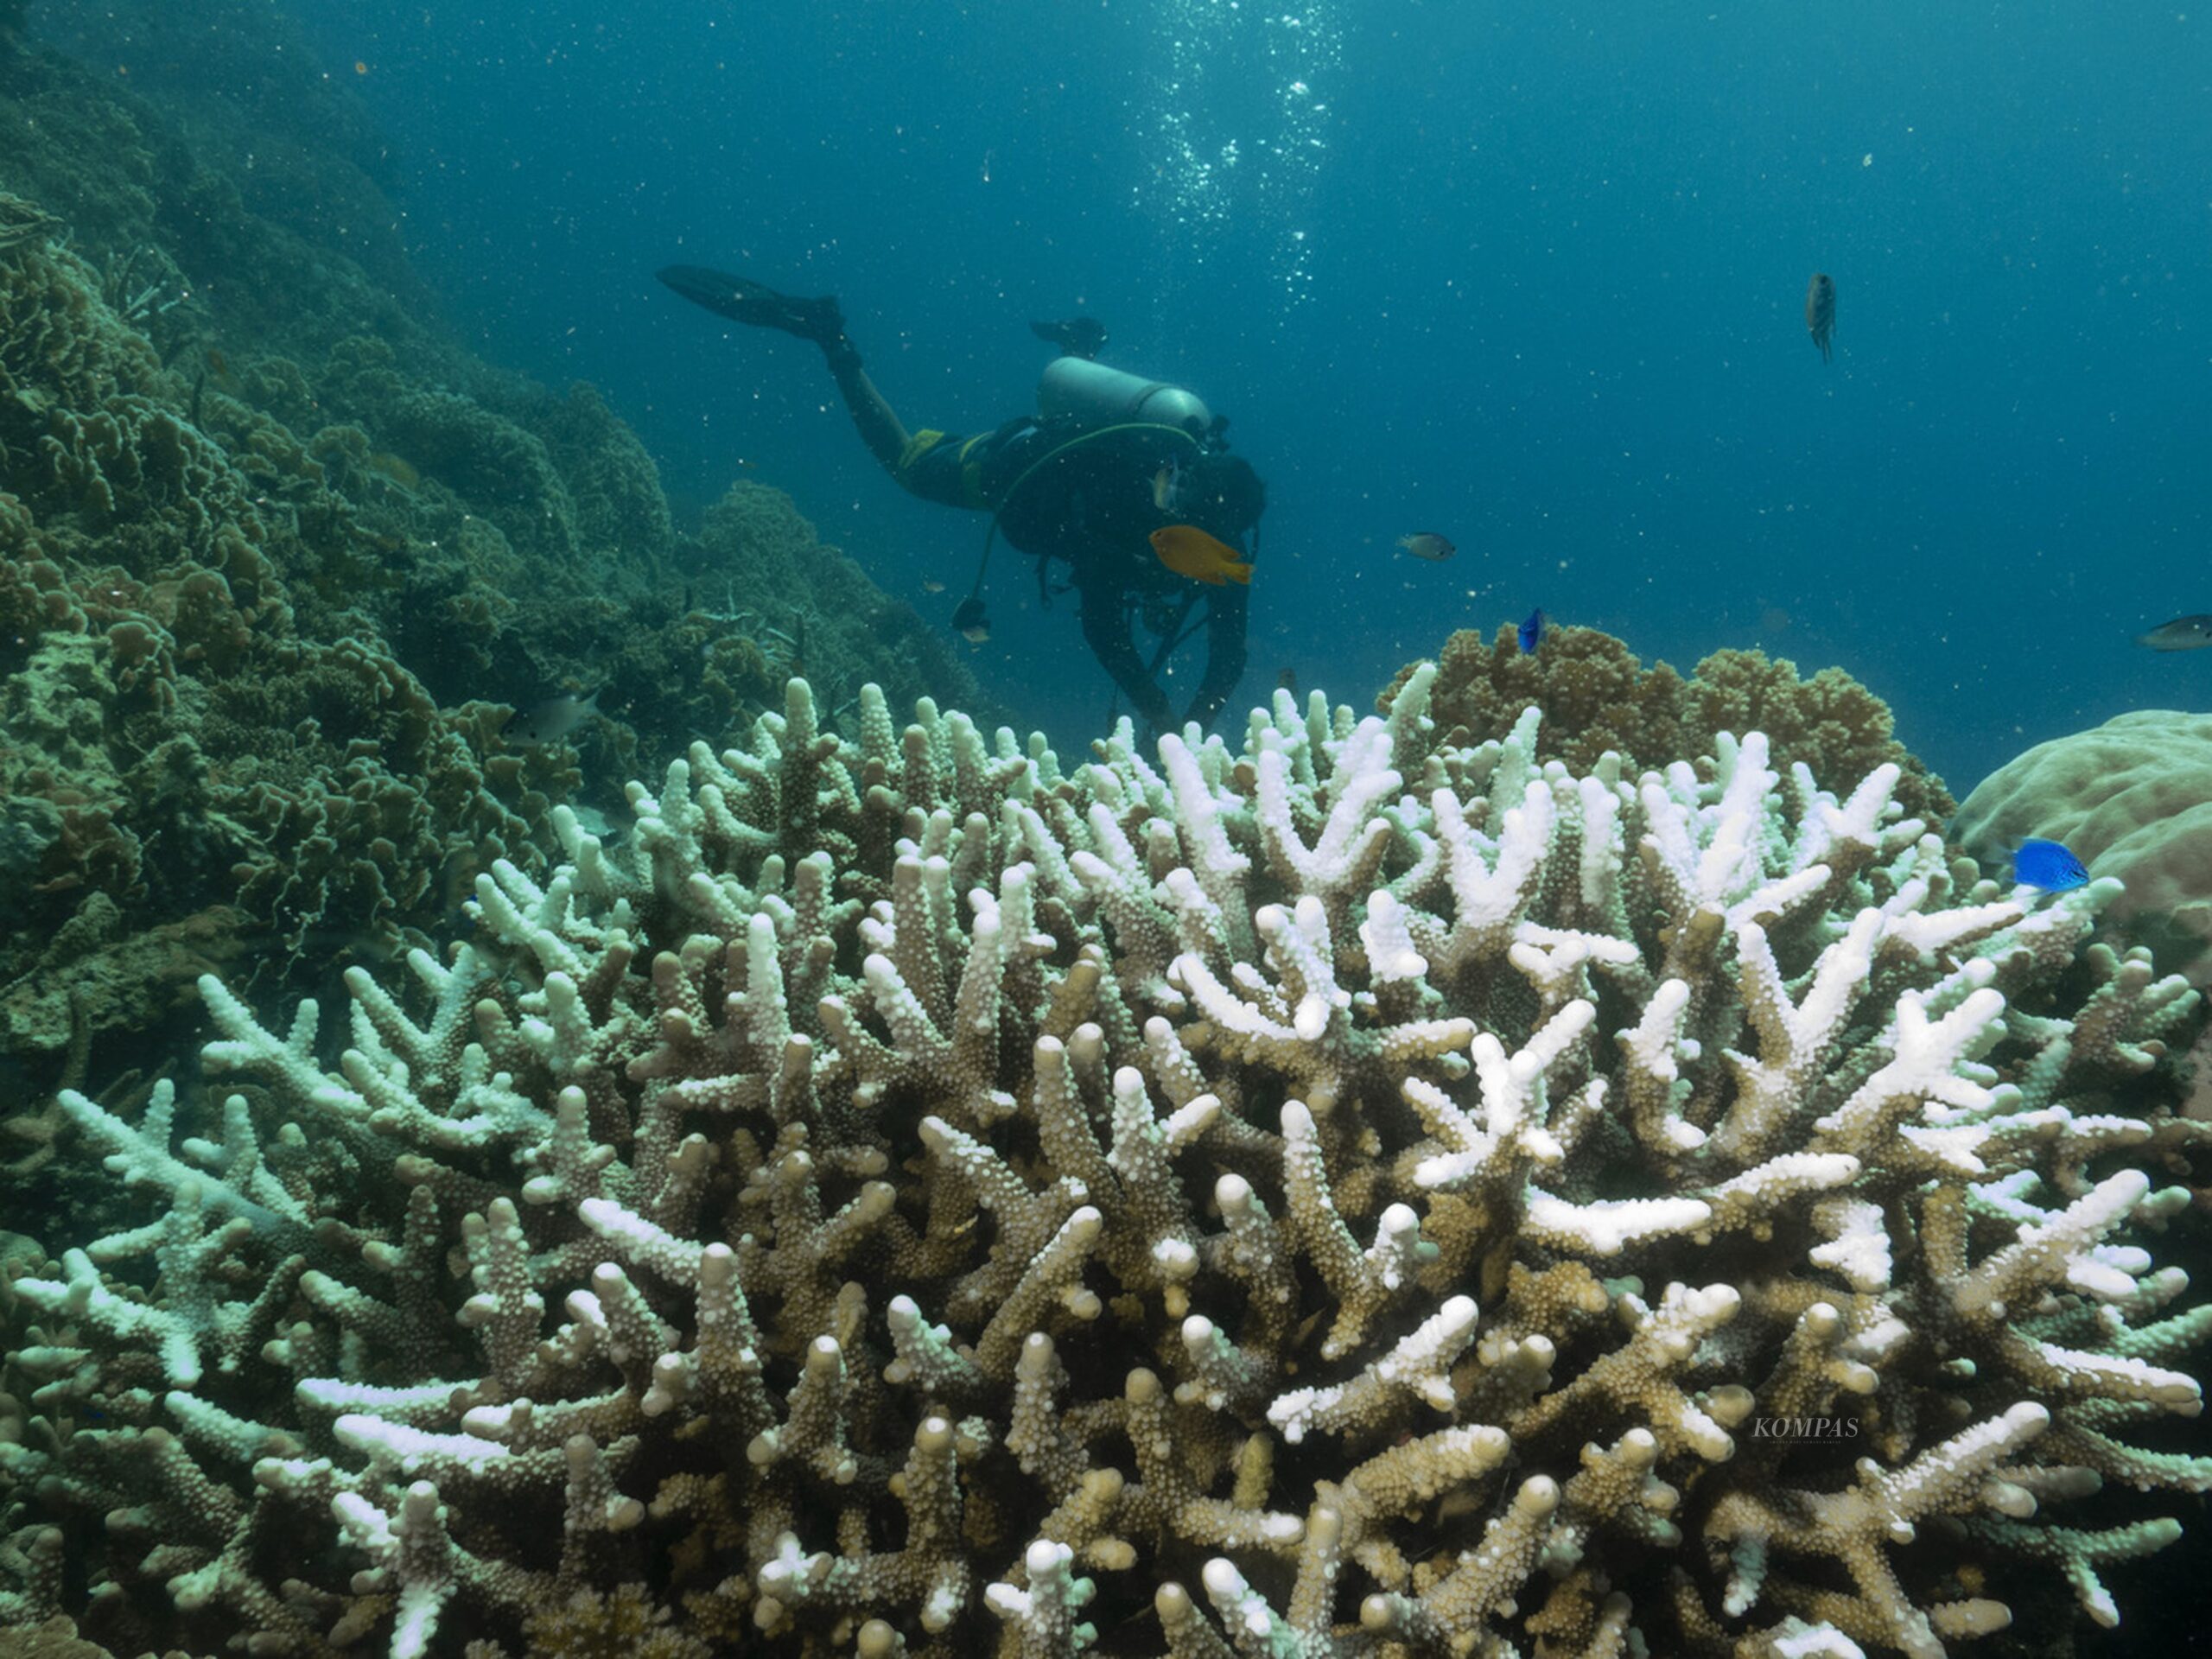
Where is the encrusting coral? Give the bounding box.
[3,668,2208,1659]
[0,206,562,1090]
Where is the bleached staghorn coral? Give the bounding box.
[3,673,2208,1658]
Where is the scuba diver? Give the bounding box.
[657,265,1267,736]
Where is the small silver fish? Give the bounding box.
[1396,531,1456,562]
[2136,614,2212,652]
[512,687,602,746]
[1153,458,1183,515]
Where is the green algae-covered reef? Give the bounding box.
[0,23,982,1154]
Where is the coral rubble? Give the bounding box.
[3,671,2206,1657]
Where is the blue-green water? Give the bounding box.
[6,6,2212,1649]
[276,0,2212,789]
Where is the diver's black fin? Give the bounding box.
[658,265,845,346]
[1028,316,1109,360]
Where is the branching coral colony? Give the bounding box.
[5,670,2210,1659]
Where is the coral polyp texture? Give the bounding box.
[4,671,2209,1658]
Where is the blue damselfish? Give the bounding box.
[2012,838,2089,893]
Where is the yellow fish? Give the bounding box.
[365,451,420,489]
[1149,524,1251,586]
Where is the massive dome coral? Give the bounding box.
[3,671,2207,1658]
[1955,709,2212,990]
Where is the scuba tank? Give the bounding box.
[1037,356,1211,435]
[950,357,1217,649]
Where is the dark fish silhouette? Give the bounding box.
[2136,614,2212,652]
[1029,316,1109,359]
[1806,273,1836,363]
[1518,608,1546,654]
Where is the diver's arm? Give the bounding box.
[1182,583,1249,730]
[1075,569,1175,734]
[823,341,912,474]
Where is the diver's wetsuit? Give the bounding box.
[656,264,1256,734]
[893,416,1251,734]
